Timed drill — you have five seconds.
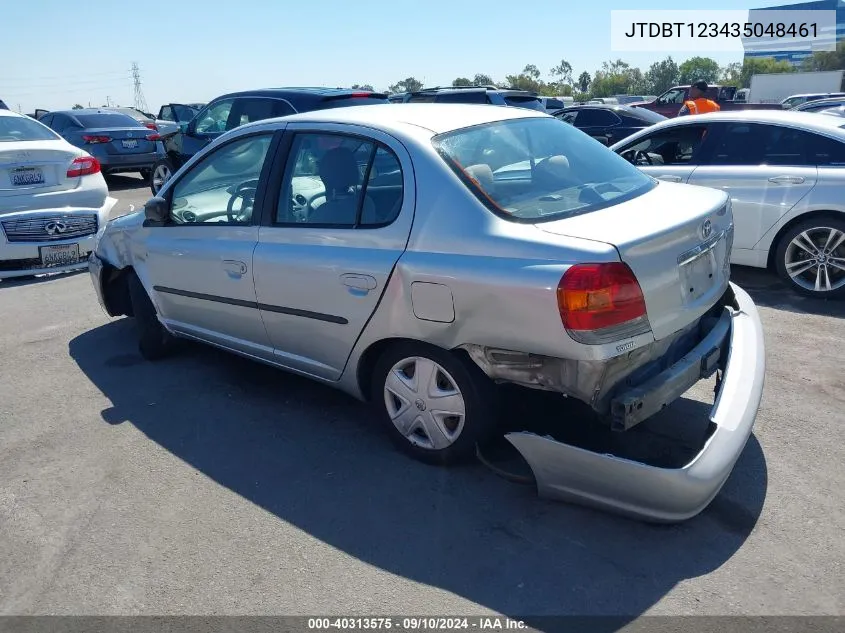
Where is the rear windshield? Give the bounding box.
[630,107,668,123]
[433,117,655,223]
[0,116,59,142]
[75,112,143,128]
[504,96,545,111]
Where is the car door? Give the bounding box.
[614,122,711,183]
[252,124,414,380]
[138,130,280,357]
[686,122,818,251]
[570,108,622,145]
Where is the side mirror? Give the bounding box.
[143,196,168,226]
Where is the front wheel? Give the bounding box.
[127,271,175,360]
[775,216,845,299]
[370,342,499,465]
[150,159,174,195]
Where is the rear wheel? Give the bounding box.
[775,216,845,299]
[150,159,174,195]
[370,342,498,465]
[127,271,174,360]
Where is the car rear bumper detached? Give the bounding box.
[506,282,766,523]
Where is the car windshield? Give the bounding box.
[433,117,654,223]
[75,112,143,128]
[0,116,59,142]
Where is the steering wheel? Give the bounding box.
[227,179,259,223]
[634,150,653,165]
[305,192,327,218]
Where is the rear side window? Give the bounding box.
[545,99,564,109]
[708,123,845,166]
[160,106,174,121]
[231,98,294,127]
[572,109,621,127]
[0,116,59,142]
[406,94,436,103]
[75,112,141,128]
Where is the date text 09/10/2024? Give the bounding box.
[307,618,527,631]
[624,22,818,39]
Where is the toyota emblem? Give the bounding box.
[701,219,713,240]
[45,221,68,235]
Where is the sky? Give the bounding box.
[2,0,788,114]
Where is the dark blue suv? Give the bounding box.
[151,87,388,194]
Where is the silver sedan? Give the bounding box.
[612,110,845,298]
[88,104,766,522]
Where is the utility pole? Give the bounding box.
[131,62,149,113]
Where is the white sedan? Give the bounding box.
[0,109,116,280]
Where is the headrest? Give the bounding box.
[318,147,360,193]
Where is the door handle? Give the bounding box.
[340,273,377,291]
[768,175,805,184]
[657,175,683,182]
[222,260,248,276]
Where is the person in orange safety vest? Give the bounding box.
[677,80,721,116]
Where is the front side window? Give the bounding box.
[276,133,404,227]
[658,89,686,105]
[0,116,60,142]
[168,134,273,225]
[433,117,654,223]
[194,99,234,134]
[617,125,708,166]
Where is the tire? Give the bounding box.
[774,215,845,299]
[150,158,174,195]
[370,342,499,465]
[127,271,174,360]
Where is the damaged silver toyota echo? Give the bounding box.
[88,104,766,522]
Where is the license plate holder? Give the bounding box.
[122,139,138,149]
[679,239,721,303]
[11,167,45,186]
[40,243,80,267]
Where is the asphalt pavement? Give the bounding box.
[0,174,842,619]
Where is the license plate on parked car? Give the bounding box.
[11,167,44,186]
[122,139,138,149]
[40,243,80,267]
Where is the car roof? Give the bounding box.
[0,109,25,118]
[210,87,388,102]
[632,109,845,135]
[409,86,538,97]
[243,103,546,135]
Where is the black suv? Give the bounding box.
[400,85,545,111]
[150,87,388,194]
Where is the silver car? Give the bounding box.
[88,104,766,522]
[611,110,845,298]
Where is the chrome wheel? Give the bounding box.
[383,356,466,450]
[152,163,171,193]
[784,226,845,293]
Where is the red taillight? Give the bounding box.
[82,135,111,144]
[144,122,157,130]
[350,92,371,97]
[67,156,101,178]
[146,132,161,141]
[557,263,647,331]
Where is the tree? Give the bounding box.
[473,73,494,86]
[739,57,794,88]
[720,62,742,86]
[801,41,845,72]
[590,59,642,97]
[641,56,679,95]
[351,84,374,91]
[504,64,546,92]
[388,77,423,94]
[577,71,591,93]
[550,58,573,95]
[72,104,83,109]
[452,77,473,87]
[678,56,721,84]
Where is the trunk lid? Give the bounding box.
[0,141,82,197]
[536,181,733,341]
[84,127,156,155]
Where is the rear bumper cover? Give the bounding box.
[506,282,766,523]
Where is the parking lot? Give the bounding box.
[0,173,842,619]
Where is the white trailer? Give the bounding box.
[748,70,845,104]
